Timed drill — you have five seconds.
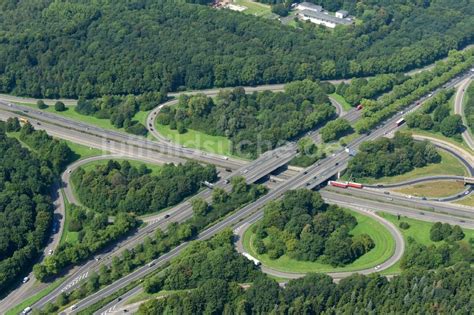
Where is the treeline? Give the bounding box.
[355,49,474,133]
[465,82,474,133]
[430,222,465,242]
[406,89,463,138]
[290,136,323,167]
[5,118,75,173]
[75,92,166,135]
[1,1,473,98]
[253,189,374,266]
[157,80,336,158]
[401,239,472,270]
[35,179,266,313]
[336,73,407,107]
[137,230,474,314]
[34,206,139,281]
[320,118,353,142]
[347,132,441,179]
[0,125,55,293]
[71,160,217,215]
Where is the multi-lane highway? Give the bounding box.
[3,69,473,314]
[50,71,474,314]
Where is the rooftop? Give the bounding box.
[337,10,349,15]
[298,2,323,12]
[299,9,353,25]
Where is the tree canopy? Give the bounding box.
[0,1,473,98]
[253,189,374,266]
[0,125,57,293]
[347,132,441,179]
[71,160,218,215]
[157,81,336,158]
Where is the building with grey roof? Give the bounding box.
[297,9,353,28]
[296,2,323,12]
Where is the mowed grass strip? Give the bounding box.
[329,93,353,111]
[243,209,395,274]
[393,180,466,198]
[455,194,474,207]
[355,150,468,185]
[155,123,234,157]
[60,193,79,246]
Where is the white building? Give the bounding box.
[297,9,352,28]
[335,10,349,18]
[296,2,323,12]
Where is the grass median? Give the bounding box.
[393,180,466,198]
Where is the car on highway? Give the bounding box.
[148,261,155,267]
[164,214,170,219]
[21,307,32,314]
[22,276,29,283]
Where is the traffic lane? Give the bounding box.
[321,191,474,228]
[364,175,466,188]
[0,102,245,170]
[323,187,474,219]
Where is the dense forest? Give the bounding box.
[0,124,57,293]
[156,80,336,157]
[0,0,473,98]
[252,189,374,266]
[406,89,464,138]
[137,230,474,315]
[71,160,217,215]
[346,132,441,179]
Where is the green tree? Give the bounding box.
[37,100,48,109]
[54,101,66,111]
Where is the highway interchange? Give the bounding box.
[0,70,473,314]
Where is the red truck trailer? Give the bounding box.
[328,181,348,188]
[347,182,363,189]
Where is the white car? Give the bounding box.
[22,276,29,283]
